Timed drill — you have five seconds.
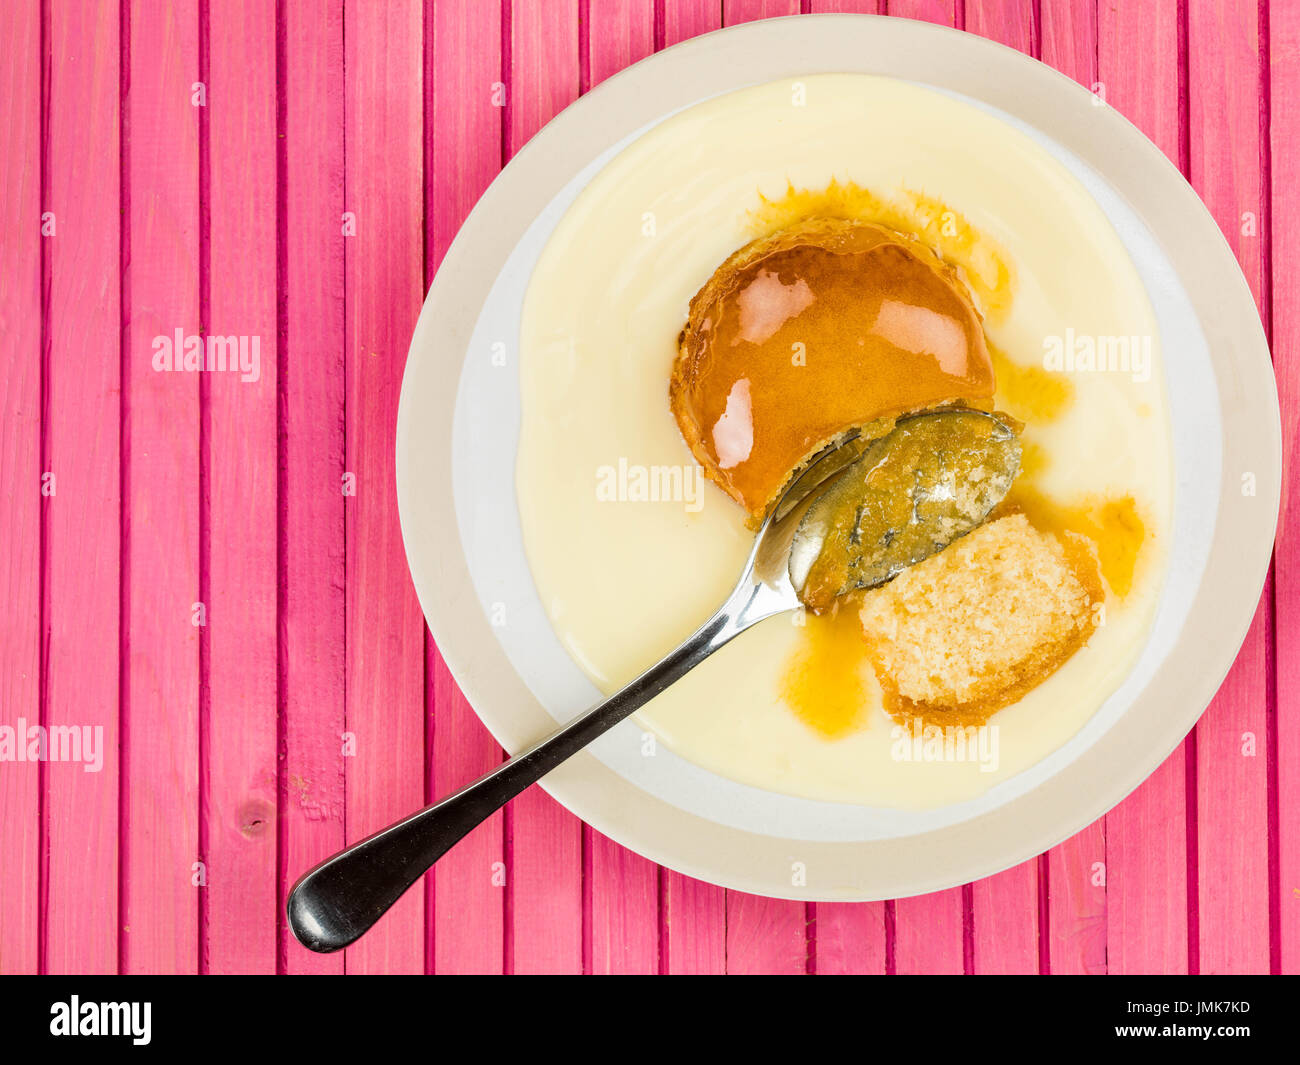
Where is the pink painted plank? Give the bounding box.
[1098,0,1182,158]
[726,891,807,974]
[586,831,660,974]
[809,1,881,15]
[1272,0,1300,977]
[1188,0,1271,975]
[814,902,887,975]
[972,862,1041,974]
[1041,0,1098,94]
[1097,0,1190,976]
[1195,613,1271,974]
[663,0,723,44]
[427,0,504,275]
[204,0,278,974]
[587,0,653,87]
[723,0,801,26]
[964,0,1035,49]
[0,0,41,978]
[509,0,580,157]
[957,0,1051,977]
[43,0,122,975]
[884,0,955,27]
[506,0,586,976]
[342,0,427,975]
[1047,842,1106,973]
[662,872,726,974]
[894,887,964,974]
[429,668,504,973]
[122,0,202,975]
[1108,758,1188,972]
[279,0,347,976]
[425,0,506,977]
[580,0,664,976]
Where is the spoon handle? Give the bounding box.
[287,602,750,954]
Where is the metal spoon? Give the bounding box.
[286,408,1020,953]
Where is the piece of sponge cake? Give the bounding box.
[858,513,1103,722]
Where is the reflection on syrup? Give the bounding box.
[747,179,1017,323]
[779,596,876,739]
[671,218,995,518]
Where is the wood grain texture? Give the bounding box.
[588,0,654,87]
[122,0,202,975]
[814,901,887,975]
[1046,839,1106,974]
[1040,0,1097,93]
[506,0,587,976]
[1272,0,1300,977]
[204,0,278,975]
[0,0,41,978]
[884,0,954,27]
[663,0,724,44]
[723,0,801,22]
[43,0,122,976]
[1188,0,1272,975]
[726,890,808,974]
[279,0,347,977]
[894,886,965,974]
[964,0,1035,49]
[1096,0,1190,976]
[342,0,427,975]
[509,0,581,157]
[809,1,881,15]
[662,871,726,974]
[587,829,660,974]
[973,861,1042,974]
[426,0,506,977]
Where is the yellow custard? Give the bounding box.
[516,75,1172,808]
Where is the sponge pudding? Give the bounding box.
[670,218,996,522]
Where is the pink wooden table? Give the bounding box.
[0,0,1294,975]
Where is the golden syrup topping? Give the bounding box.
[1004,487,1147,598]
[671,218,995,517]
[779,597,875,739]
[988,341,1073,423]
[747,179,1018,324]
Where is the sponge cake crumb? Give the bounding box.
[859,513,1103,723]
